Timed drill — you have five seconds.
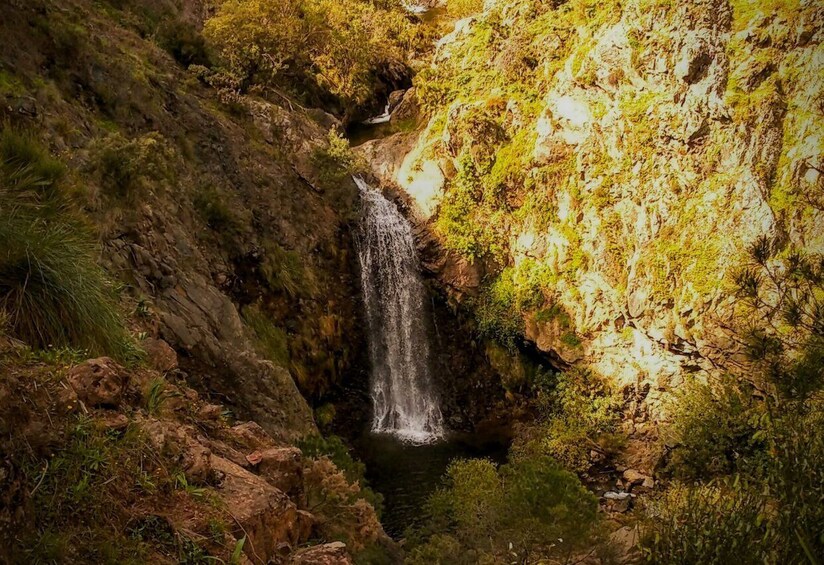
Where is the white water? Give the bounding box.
[362,103,391,125]
[402,1,429,15]
[354,177,444,443]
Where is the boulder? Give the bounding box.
[390,87,419,124]
[289,542,352,565]
[67,357,127,408]
[211,456,300,561]
[141,419,215,485]
[622,468,650,486]
[252,447,304,501]
[141,338,178,373]
[224,421,278,452]
[197,403,224,421]
[387,89,405,113]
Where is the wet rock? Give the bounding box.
[387,89,405,113]
[67,357,127,408]
[390,87,419,124]
[289,541,352,565]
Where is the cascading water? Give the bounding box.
[354,176,444,443]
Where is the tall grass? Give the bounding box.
[0,129,133,359]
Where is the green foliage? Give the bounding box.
[312,130,363,188]
[19,416,167,563]
[145,377,171,416]
[298,434,367,485]
[733,238,824,400]
[299,434,385,522]
[193,185,239,232]
[513,369,624,474]
[156,20,211,67]
[641,481,774,565]
[0,129,134,360]
[410,456,599,563]
[92,132,176,203]
[203,0,424,112]
[260,241,315,299]
[645,243,824,563]
[242,303,290,367]
[663,379,768,480]
[446,0,484,19]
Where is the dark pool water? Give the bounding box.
[352,429,509,538]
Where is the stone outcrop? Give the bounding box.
[290,541,353,565]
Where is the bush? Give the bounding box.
[663,379,768,480]
[298,435,386,556]
[203,0,424,113]
[156,20,211,67]
[0,130,133,359]
[17,416,171,563]
[92,132,176,203]
[644,242,824,563]
[512,369,624,474]
[640,481,773,565]
[446,0,485,19]
[193,185,239,232]
[411,456,599,563]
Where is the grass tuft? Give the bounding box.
[0,129,135,360]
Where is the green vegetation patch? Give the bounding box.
[0,129,134,360]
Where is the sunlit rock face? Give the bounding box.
[360,0,823,421]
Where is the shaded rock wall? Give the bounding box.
[0,0,368,440]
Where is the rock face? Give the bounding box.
[361,0,824,426]
[0,0,370,442]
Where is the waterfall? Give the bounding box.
[354,176,444,443]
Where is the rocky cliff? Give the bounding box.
[0,0,369,438]
[0,0,389,561]
[362,0,823,430]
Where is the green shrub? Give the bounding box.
[92,132,176,203]
[645,242,824,563]
[298,434,384,516]
[663,379,768,480]
[19,416,167,563]
[512,369,624,474]
[0,130,133,359]
[193,185,239,231]
[156,20,211,67]
[412,455,599,563]
[446,0,485,19]
[203,0,423,112]
[260,241,315,299]
[311,130,363,188]
[640,481,773,565]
